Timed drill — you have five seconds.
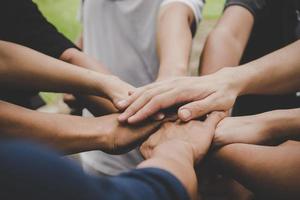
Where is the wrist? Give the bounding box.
[152,140,195,166]
[265,109,300,141]
[64,117,110,153]
[216,67,247,96]
[138,141,197,200]
[91,74,117,97]
[157,64,188,80]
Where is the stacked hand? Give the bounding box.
[140,112,226,163]
[99,75,135,106]
[213,111,284,147]
[85,114,163,154]
[116,68,242,124]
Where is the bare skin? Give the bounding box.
[213,108,300,147]
[199,6,254,75]
[211,141,300,199]
[117,40,300,124]
[0,100,163,155]
[0,41,133,105]
[139,112,226,200]
[0,41,164,154]
[156,2,195,80]
[69,2,197,116]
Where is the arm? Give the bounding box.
[213,108,300,147]
[60,48,118,115]
[117,40,300,123]
[139,112,225,200]
[200,6,254,75]
[237,40,300,95]
[211,141,300,199]
[157,1,201,79]
[0,100,162,154]
[0,41,133,105]
[1,140,191,200]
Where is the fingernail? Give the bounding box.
[153,113,165,121]
[179,109,191,121]
[117,100,127,108]
[118,114,127,122]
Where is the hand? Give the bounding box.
[89,114,163,154]
[101,75,135,107]
[140,112,226,163]
[117,68,242,124]
[213,112,280,147]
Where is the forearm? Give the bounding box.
[60,48,110,74]
[268,108,300,141]
[237,40,300,95]
[0,41,111,96]
[157,2,194,79]
[0,100,106,154]
[200,30,244,75]
[138,142,198,200]
[200,6,253,75]
[60,48,118,114]
[77,96,117,116]
[211,142,300,199]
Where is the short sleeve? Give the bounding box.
[225,0,267,19]
[160,0,205,36]
[0,0,78,59]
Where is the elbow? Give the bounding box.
[59,48,81,64]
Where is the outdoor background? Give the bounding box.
[33,0,225,106]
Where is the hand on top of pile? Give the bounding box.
[115,68,243,124]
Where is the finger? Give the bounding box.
[178,94,218,122]
[116,81,164,110]
[128,90,134,96]
[120,86,172,122]
[152,112,165,121]
[204,111,227,129]
[115,87,145,111]
[140,132,161,159]
[127,89,185,124]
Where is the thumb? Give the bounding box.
[178,94,218,122]
[204,111,227,129]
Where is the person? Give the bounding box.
[80,0,205,176]
[0,0,120,116]
[116,39,300,124]
[114,35,300,199]
[200,0,300,116]
[0,40,160,155]
[141,108,300,199]
[0,112,225,200]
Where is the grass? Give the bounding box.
[33,0,224,104]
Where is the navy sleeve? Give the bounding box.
[0,140,190,200]
[0,0,78,59]
[224,0,267,20]
[104,168,190,200]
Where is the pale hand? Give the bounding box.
[117,68,240,124]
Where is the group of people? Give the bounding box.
[0,0,299,199]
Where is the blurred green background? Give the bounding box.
[34,0,225,42]
[33,0,225,104]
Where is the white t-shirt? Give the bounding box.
[80,0,204,176]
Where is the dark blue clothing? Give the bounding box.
[0,140,190,200]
